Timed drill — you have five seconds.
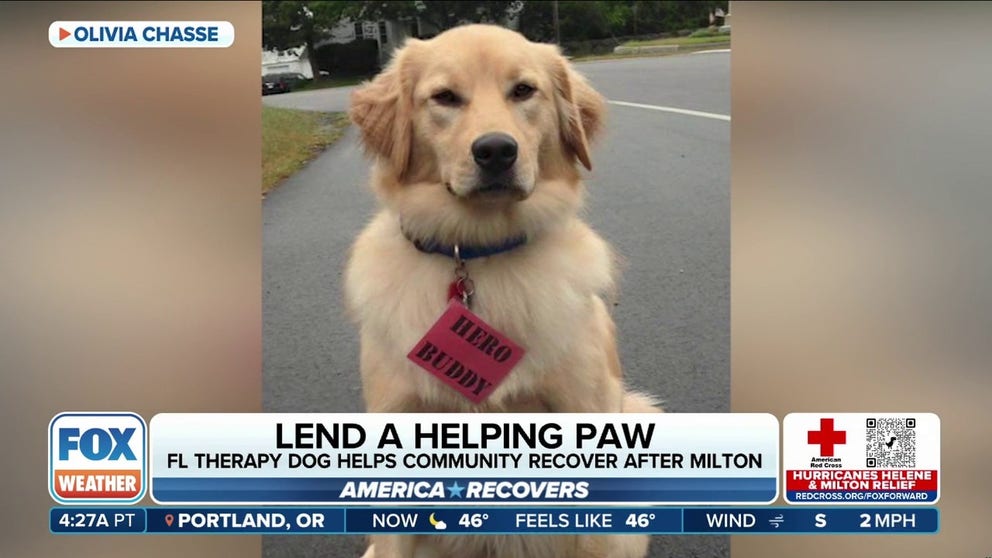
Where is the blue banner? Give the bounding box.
[682,507,938,533]
[151,477,776,504]
[145,508,344,534]
[51,507,939,535]
[51,508,146,534]
[344,507,683,533]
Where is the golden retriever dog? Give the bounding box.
[346,24,661,558]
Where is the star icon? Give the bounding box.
[446,481,464,498]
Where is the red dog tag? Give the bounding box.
[407,300,525,403]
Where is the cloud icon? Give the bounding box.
[428,513,447,530]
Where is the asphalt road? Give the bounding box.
[263,52,730,558]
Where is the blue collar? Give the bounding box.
[409,234,528,260]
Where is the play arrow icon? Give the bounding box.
[59,27,70,40]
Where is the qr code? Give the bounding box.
[865,417,916,468]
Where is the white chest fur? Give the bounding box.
[345,211,616,411]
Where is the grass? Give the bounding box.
[293,75,371,91]
[573,42,727,63]
[262,107,350,195]
[571,29,731,62]
[621,33,731,48]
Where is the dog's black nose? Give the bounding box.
[471,133,518,173]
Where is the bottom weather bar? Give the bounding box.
[51,507,938,534]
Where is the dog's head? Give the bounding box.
[350,24,605,245]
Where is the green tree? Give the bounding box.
[601,2,634,35]
[355,1,523,34]
[519,1,612,42]
[518,1,723,43]
[632,0,720,35]
[262,1,356,78]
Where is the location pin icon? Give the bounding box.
[165,514,174,527]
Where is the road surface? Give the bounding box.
[263,52,730,558]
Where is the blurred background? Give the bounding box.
[732,3,992,556]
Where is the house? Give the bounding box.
[261,46,313,78]
[318,18,417,66]
[262,13,520,77]
[261,19,407,78]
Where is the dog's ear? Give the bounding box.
[548,49,606,171]
[350,40,421,178]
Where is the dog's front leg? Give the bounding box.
[359,340,428,413]
[539,365,627,413]
[538,295,655,414]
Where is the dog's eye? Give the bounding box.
[511,83,536,100]
[431,89,462,107]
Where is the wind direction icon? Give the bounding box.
[768,514,785,528]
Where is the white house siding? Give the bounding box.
[261,46,313,78]
[381,20,413,62]
[261,17,451,77]
[317,18,413,65]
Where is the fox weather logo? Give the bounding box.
[48,412,146,504]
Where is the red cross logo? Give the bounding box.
[808,418,846,456]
